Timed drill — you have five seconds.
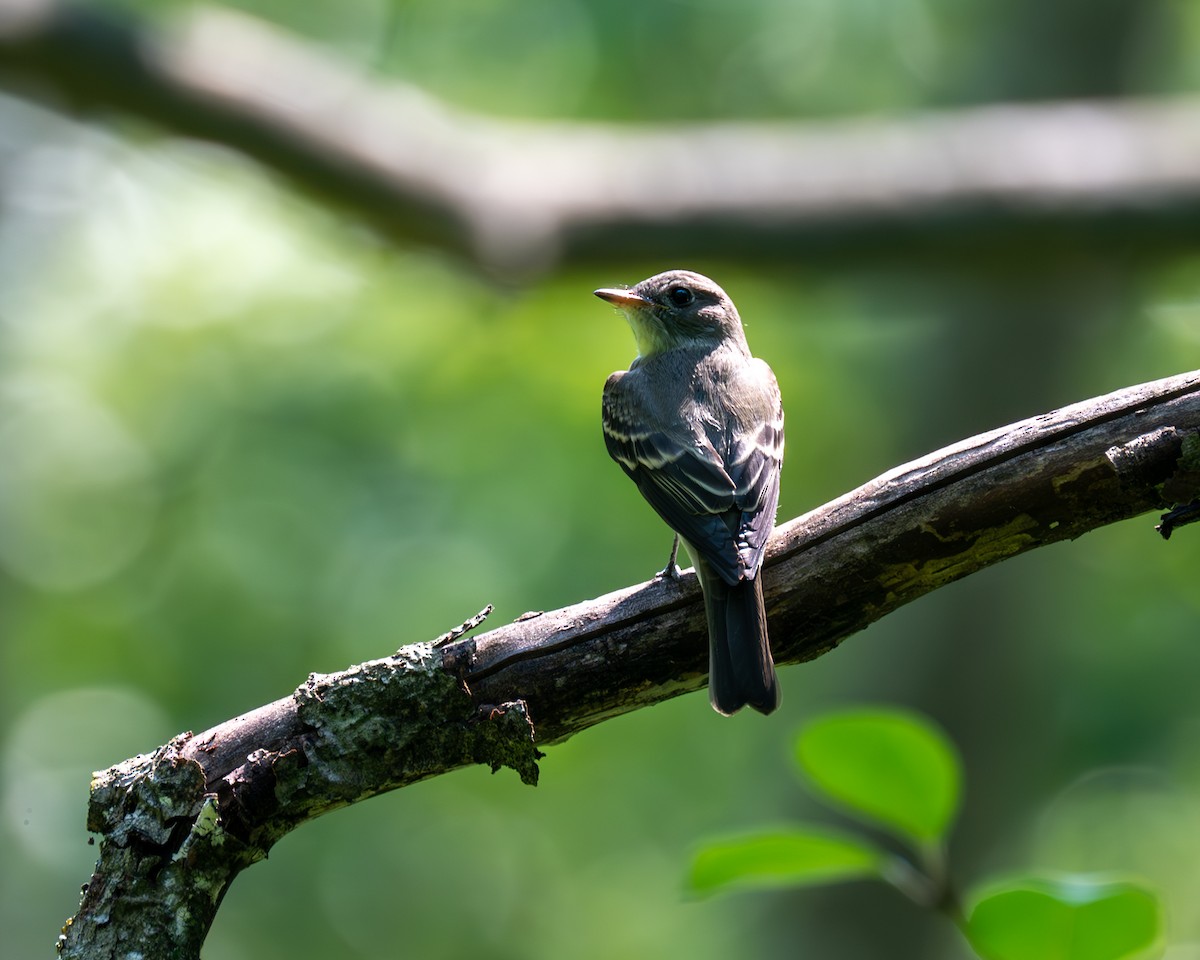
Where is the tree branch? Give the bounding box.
[7,3,1200,277]
[58,369,1200,958]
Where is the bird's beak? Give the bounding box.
[594,287,651,309]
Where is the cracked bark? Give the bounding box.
[56,368,1200,959]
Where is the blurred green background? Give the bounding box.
[3,0,1200,957]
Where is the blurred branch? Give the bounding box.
[59,368,1200,958]
[7,3,1200,278]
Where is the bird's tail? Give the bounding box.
[698,564,780,716]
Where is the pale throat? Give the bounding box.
[624,310,675,359]
[624,312,705,360]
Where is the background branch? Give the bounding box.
[5,3,1200,276]
[60,368,1200,959]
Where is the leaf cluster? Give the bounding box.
[689,708,1164,960]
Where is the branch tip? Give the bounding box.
[1156,500,1200,539]
[431,603,495,649]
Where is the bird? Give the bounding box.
[595,269,783,715]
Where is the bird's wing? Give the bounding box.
[603,372,745,581]
[723,363,784,576]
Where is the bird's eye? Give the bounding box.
[666,286,694,307]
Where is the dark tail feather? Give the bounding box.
[699,566,780,716]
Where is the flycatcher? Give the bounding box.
[595,270,783,715]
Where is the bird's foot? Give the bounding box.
[656,535,682,580]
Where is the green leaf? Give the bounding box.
[795,707,962,845]
[965,876,1164,960]
[687,826,885,898]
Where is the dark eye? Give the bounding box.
[666,286,694,307]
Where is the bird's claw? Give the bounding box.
[656,534,682,580]
[656,562,683,581]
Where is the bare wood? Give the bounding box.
[7,4,1200,276]
[462,369,1200,742]
[58,369,1200,958]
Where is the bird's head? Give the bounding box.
[594,270,746,359]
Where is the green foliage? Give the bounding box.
[688,827,884,897]
[795,707,962,847]
[692,708,1167,959]
[6,3,1200,956]
[966,877,1164,960]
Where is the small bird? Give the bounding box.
[595,270,783,715]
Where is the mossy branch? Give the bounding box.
[58,369,1200,958]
